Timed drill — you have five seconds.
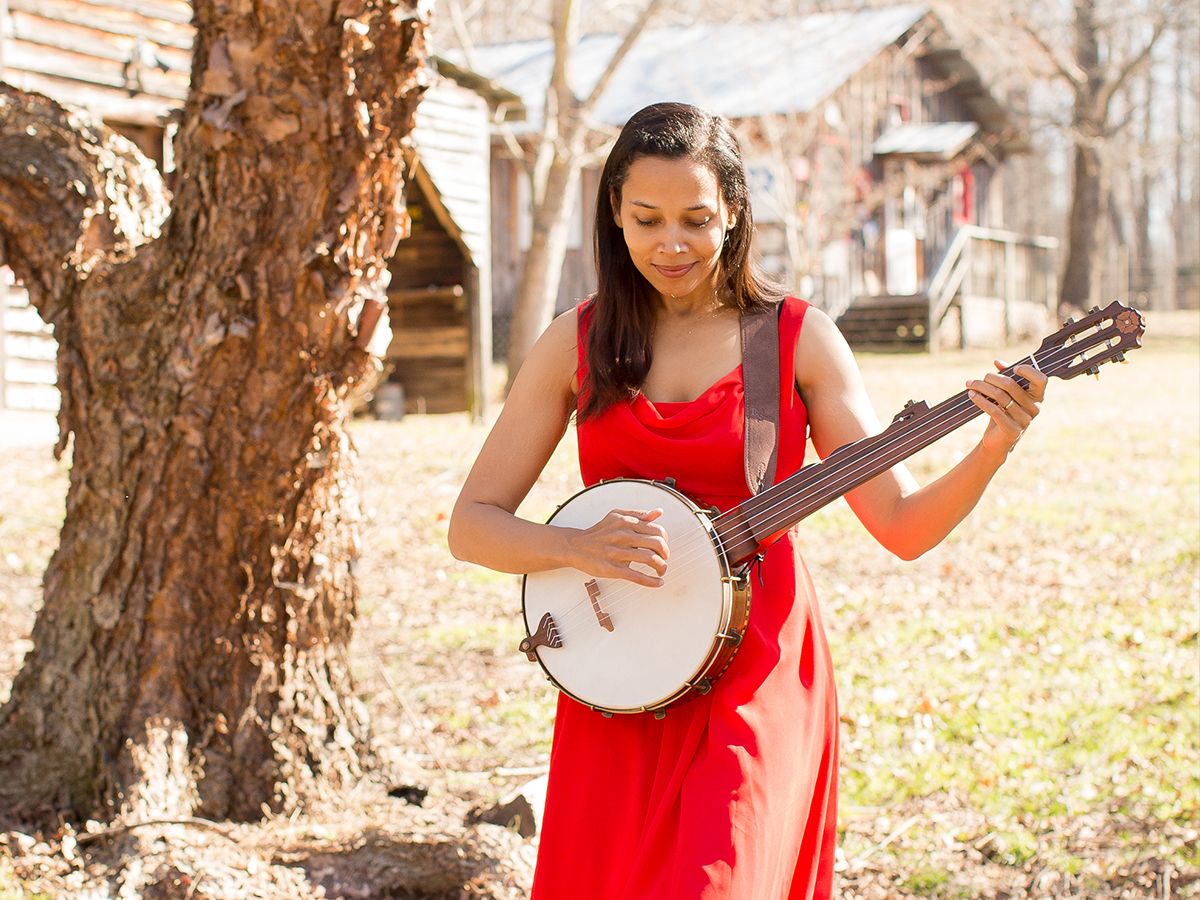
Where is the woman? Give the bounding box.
[448,102,1046,899]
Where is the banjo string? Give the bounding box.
[547,349,1067,638]
[545,344,1080,639]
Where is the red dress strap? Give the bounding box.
[574,299,596,411]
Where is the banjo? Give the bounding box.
[519,301,1144,716]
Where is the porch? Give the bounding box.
[835,226,1059,351]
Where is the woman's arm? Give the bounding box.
[447,309,669,586]
[795,309,1048,560]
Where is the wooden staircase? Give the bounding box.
[835,295,932,351]
[833,225,1059,353]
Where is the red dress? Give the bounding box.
[531,297,838,900]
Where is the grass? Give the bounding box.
[0,310,1196,897]
[810,315,1200,893]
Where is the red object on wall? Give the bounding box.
[953,164,974,225]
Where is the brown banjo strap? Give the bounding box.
[740,304,781,496]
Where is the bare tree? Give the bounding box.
[495,0,664,389]
[1169,22,1200,308]
[1018,0,1177,309]
[0,0,426,822]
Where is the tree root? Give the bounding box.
[0,799,534,899]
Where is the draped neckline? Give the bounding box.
[634,363,743,424]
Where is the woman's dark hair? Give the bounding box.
[579,101,783,420]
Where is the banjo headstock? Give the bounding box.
[1033,300,1145,381]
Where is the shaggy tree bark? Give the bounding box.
[0,0,426,822]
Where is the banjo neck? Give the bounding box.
[713,299,1145,567]
[713,373,1018,567]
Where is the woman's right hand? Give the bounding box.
[564,508,670,587]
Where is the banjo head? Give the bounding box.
[522,480,733,713]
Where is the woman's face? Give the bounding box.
[613,155,735,307]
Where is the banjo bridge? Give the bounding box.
[585,579,614,632]
[519,612,562,661]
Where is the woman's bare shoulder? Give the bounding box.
[544,304,582,348]
[795,306,858,389]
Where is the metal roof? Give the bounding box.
[431,55,525,117]
[461,5,931,131]
[872,121,979,158]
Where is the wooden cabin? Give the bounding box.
[0,1,506,416]
[391,76,498,414]
[467,6,1058,352]
[0,0,188,411]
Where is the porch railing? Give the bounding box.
[925,225,1059,349]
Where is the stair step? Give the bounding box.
[837,306,929,320]
[836,294,932,351]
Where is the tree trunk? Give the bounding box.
[500,0,662,387]
[1060,0,1103,311]
[0,0,426,823]
[1170,28,1190,310]
[1133,67,1154,298]
[504,153,583,391]
[1060,142,1103,311]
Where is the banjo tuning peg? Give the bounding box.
[893,399,928,423]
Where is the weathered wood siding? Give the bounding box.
[413,80,490,274]
[388,176,471,415]
[0,266,57,410]
[393,79,492,416]
[2,0,192,124]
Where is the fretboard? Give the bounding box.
[714,359,1033,565]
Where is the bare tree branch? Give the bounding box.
[579,131,621,167]
[444,0,480,71]
[1019,18,1086,88]
[580,0,665,115]
[1095,8,1175,118]
[549,0,578,144]
[443,0,532,173]
[1102,97,1141,139]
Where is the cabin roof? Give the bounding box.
[873,121,980,159]
[458,6,1021,148]
[464,6,929,127]
[430,55,524,118]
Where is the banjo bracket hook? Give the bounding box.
[518,612,562,661]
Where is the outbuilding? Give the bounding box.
[467,5,1058,351]
[0,1,508,415]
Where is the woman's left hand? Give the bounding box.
[967,360,1049,457]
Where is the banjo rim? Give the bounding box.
[521,478,752,715]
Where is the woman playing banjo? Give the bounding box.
[449,102,1047,899]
